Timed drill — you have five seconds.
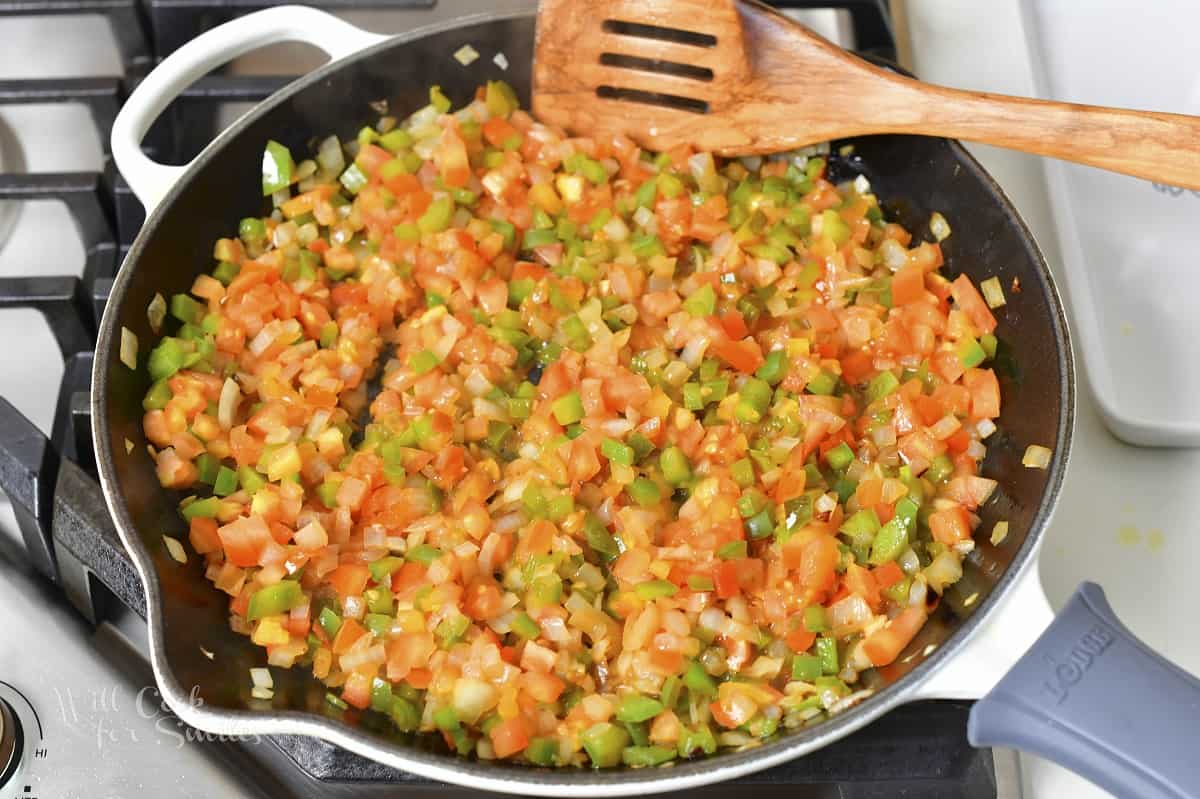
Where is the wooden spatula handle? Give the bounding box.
[884,82,1200,189]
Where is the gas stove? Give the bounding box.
[6,1,1194,798]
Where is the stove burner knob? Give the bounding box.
[0,697,21,786]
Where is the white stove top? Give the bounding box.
[2,2,1195,798]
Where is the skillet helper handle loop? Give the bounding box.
[111,4,388,213]
[968,582,1200,799]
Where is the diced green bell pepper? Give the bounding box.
[246,580,304,621]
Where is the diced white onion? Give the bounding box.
[163,535,187,564]
[853,174,871,194]
[633,205,656,231]
[493,52,509,70]
[1022,444,1052,469]
[218,377,240,430]
[454,44,480,65]
[980,276,1006,308]
[924,551,963,594]
[990,520,1010,546]
[250,667,274,689]
[975,418,997,439]
[119,327,138,369]
[929,211,951,242]
[147,293,166,334]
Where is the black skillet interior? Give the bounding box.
[95,11,1070,775]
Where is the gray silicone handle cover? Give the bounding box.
[968,582,1200,798]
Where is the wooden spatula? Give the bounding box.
[532,0,1200,189]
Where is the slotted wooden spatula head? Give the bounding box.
[532,0,881,155]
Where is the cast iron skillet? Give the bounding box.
[95,6,1200,797]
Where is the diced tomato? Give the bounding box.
[332,618,367,655]
[719,309,749,340]
[872,561,905,590]
[862,604,928,667]
[712,338,764,374]
[434,125,471,188]
[522,671,566,703]
[785,625,816,653]
[463,577,504,621]
[217,515,272,568]
[950,274,997,334]
[843,562,881,610]
[385,632,436,681]
[328,563,370,598]
[797,535,839,592]
[482,116,520,148]
[714,560,741,599]
[930,506,971,545]
[189,516,221,555]
[891,263,925,305]
[963,368,1001,420]
[840,350,874,386]
[490,717,530,758]
[342,672,373,710]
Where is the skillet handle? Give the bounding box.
[111,5,388,213]
[969,582,1200,798]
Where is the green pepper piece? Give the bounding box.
[792,653,822,681]
[634,579,676,600]
[181,496,219,520]
[246,580,304,621]
[408,349,441,375]
[806,370,838,396]
[755,349,789,385]
[407,544,442,565]
[142,379,172,411]
[600,438,634,466]
[717,540,747,560]
[239,216,266,244]
[524,737,559,766]
[687,574,715,592]
[418,196,454,233]
[622,745,675,767]
[148,337,187,381]
[958,337,986,368]
[682,284,716,318]
[868,497,918,565]
[730,458,755,488]
[193,453,219,485]
[804,605,829,633]
[634,178,658,208]
[388,695,420,732]
[170,293,205,325]
[551,391,585,425]
[581,722,630,768]
[745,508,774,540]
[820,209,850,245]
[825,442,854,471]
[584,515,619,562]
[316,607,343,641]
[615,694,664,724]
[660,446,692,486]
[815,637,839,674]
[866,371,900,404]
[512,612,541,640]
[262,140,293,196]
[683,660,717,697]
[627,478,662,508]
[368,557,405,584]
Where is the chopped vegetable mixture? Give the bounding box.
[141,81,1004,767]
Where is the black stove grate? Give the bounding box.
[0,2,1002,796]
